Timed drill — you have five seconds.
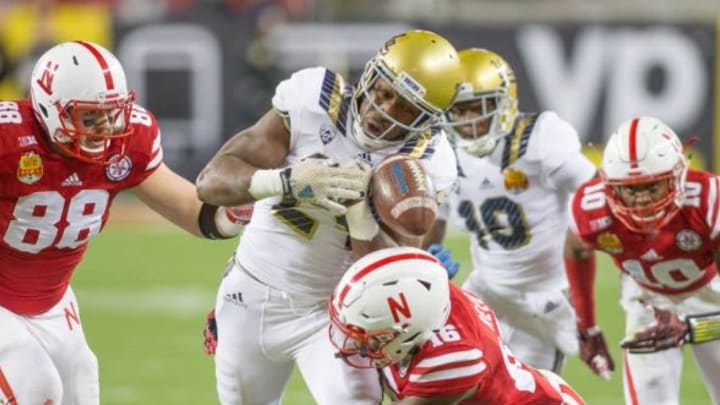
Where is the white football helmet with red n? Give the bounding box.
[600,116,688,233]
[329,246,450,368]
[30,41,135,165]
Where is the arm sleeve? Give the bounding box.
[271,67,328,153]
[535,112,597,191]
[565,254,597,329]
[704,176,720,248]
[124,106,164,187]
[402,345,486,398]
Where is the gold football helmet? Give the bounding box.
[350,30,462,150]
[445,48,518,157]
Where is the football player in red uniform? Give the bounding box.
[329,246,587,404]
[565,116,720,404]
[0,41,247,405]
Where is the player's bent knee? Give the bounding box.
[2,352,63,405]
[67,347,99,404]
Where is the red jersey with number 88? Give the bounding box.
[569,170,720,295]
[0,100,163,315]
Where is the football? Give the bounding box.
[370,155,438,237]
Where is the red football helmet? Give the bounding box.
[30,41,135,165]
[600,117,688,233]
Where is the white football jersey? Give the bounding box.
[445,111,596,291]
[236,67,457,298]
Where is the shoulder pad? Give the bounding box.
[272,67,352,135]
[500,113,540,169]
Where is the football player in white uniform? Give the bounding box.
[195,30,462,405]
[429,48,597,373]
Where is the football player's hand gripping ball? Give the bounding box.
[281,154,369,215]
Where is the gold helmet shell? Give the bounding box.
[377,30,463,113]
[446,48,519,157]
[350,30,462,150]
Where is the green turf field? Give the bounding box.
[73,222,712,404]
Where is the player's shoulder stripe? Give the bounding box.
[409,362,486,383]
[415,348,483,369]
[501,112,540,169]
[398,127,440,160]
[145,129,163,171]
[705,175,720,239]
[410,348,486,383]
[318,69,351,135]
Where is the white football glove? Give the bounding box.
[249,154,369,216]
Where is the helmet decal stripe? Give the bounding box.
[628,118,640,169]
[338,252,438,305]
[75,40,115,90]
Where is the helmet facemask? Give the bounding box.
[50,92,136,165]
[29,41,136,166]
[445,86,515,157]
[601,116,689,234]
[443,48,518,157]
[602,161,687,234]
[350,58,439,151]
[329,299,425,368]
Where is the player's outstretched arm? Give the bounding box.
[197,110,368,215]
[133,162,205,237]
[563,230,614,380]
[196,109,290,207]
[134,163,252,239]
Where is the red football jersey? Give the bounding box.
[381,284,567,404]
[0,100,163,315]
[569,170,720,295]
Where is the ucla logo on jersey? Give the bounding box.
[106,154,133,182]
[596,232,623,254]
[676,229,702,252]
[503,167,528,193]
[319,124,337,145]
[17,150,43,184]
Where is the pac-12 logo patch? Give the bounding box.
[319,124,336,145]
[106,154,133,182]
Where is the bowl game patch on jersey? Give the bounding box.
[17,151,44,185]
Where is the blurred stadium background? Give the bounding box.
[2,0,719,403]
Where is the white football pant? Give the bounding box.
[214,260,382,405]
[0,287,98,405]
[464,272,579,373]
[621,274,720,405]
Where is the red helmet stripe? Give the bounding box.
[337,252,438,306]
[75,40,115,90]
[628,118,640,169]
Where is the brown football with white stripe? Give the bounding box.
[371,155,438,237]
